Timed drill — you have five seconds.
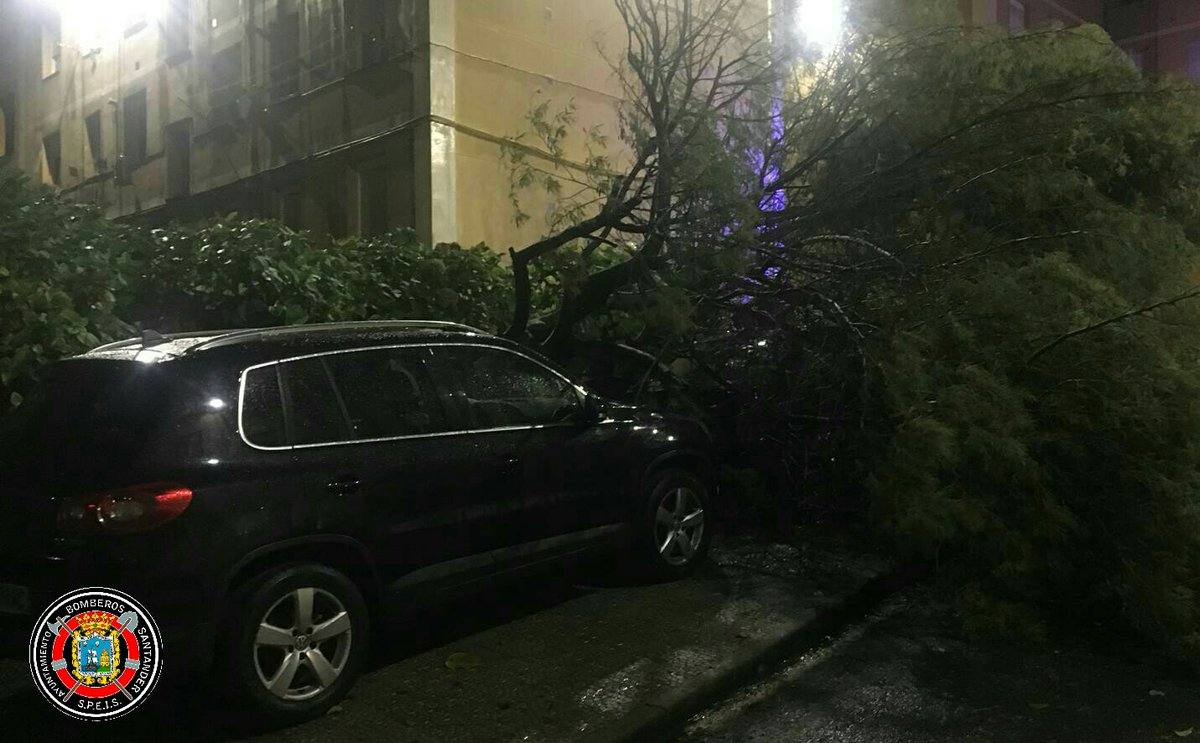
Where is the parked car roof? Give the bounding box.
[78,320,496,364]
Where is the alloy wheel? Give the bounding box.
[252,587,353,701]
[654,486,705,567]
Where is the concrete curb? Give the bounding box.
[584,566,906,743]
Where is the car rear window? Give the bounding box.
[0,360,175,480]
[240,364,287,448]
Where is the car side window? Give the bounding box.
[240,364,287,448]
[434,346,580,428]
[323,347,445,439]
[279,357,351,446]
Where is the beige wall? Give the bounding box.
[1,0,764,256]
[439,0,628,251]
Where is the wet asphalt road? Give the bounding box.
[682,589,1200,743]
[0,538,887,742]
[4,545,1193,742]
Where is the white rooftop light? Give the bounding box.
[796,0,846,55]
[49,0,161,49]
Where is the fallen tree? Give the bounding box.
[504,0,1200,659]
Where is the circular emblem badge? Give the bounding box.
[28,587,163,721]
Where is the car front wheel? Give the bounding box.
[636,468,712,579]
[225,563,368,725]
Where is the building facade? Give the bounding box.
[1102,1,1200,79]
[3,0,1196,253]
[960,0,1102,30]
[0,0,628,250]
[962,0,1200,81]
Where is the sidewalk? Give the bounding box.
[0,535,891,742]
[682,587,1200,743]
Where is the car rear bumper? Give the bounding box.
[0,554,217,677]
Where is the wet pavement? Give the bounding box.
[682,589,1200,743]
[0,536,887,741]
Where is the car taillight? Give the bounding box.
[56,483,193,535]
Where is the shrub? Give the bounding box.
[126,220,512,332]
[0,168,134,407]
[0,168,514,411]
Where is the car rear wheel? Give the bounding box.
[636,468,712,579]
[225,563,368,725]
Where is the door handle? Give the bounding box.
[326,476,361,497]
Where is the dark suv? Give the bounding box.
[0,321,714,722]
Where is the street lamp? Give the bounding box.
[795,0,846,55]
[49,0,161,50]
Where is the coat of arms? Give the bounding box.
[29,587,163,721]
[69,611,121,686]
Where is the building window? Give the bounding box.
[41,11,61,78]
[1008,0,1025,32]
[307,3,341,84]
[84,111,105,172]
[0,96,12,160]
[122,90,148,169]
[279,190,306,229]
[42,130,61,185]
[163,0,191,61]
[357,165,389,236]
[347,0,389,69]
[1126,47,1144,71]
[269,3,301,99]
[165,119,191,199]
[1188,40,1200,81]
[317,186,348,238]
[210,43,243,127]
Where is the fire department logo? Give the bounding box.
[28,588,162,721]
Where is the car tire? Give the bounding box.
[634,468,712,580]
[223,563,369,726]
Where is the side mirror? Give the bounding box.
[581,393,605,424]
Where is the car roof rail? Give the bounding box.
[182,320,488,354]
[89,329,252,354]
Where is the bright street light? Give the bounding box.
[795,0,846,55]
[50,0,161,49]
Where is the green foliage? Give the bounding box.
[500,94,614,231]
[127,220,511,333]
[828,21,1200,658]
[0,166,513,412]
[957,583,1050,644]
[0,168,133,408]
